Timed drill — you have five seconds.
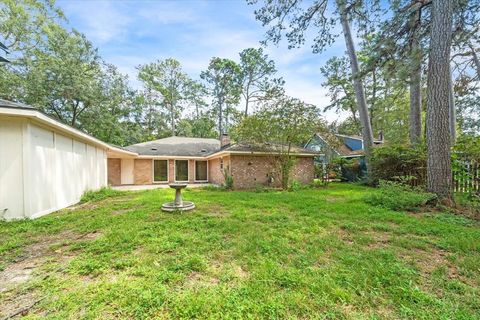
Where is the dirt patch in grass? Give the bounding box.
[325,196,344,203]
[396,245,477,296]
[333,228,355,245]
[203,204,229,217]
[184,271,220,288]
[232,264,249,279]
[0,291,43,319]
[364,231,391,249]
[0,230,102,318]
[111,208,133,215]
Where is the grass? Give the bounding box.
[0,183,479,319]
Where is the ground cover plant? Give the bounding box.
[0,184,479,319]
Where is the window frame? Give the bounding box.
[152,159,169,183]
[174,159,189,182]
[194,160,209,182]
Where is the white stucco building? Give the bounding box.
[0,100,130,220]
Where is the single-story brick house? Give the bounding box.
[108,135,317,189]
[0,99,317,220]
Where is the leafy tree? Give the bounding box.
[200,57,242,135]
[320,56,358,128]
[234,95,322,189]
[0,0,66,100]
[184,79,208,121]
[23,26,103,127]
[135,88,172,141]
[239,47,284,116]
[176,116,217,138]
[80,64,144,146]
[137,58,192,136]
[249,0,376,172]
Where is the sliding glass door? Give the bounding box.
[175,160,189,181]
[195,160,208,181]
[153,160,168,182]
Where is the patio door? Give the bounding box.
[175,160,189,182]
[120,159,134,185]
[195,160,208,182]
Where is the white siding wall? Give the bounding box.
[0,118,24,220]
[0,117,107,220]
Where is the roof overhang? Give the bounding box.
[0,105,136,156]
[206,150,320,159]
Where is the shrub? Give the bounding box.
[80,187,124,203]
[332,157,365,182]
[364,181,437,211]
[370,143,426,186]
[222,167,234,190]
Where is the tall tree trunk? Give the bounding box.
[426,0,453,201]
[409,3,422,144]
[170,103,175,136]
[336,0,374,171]
[218,97,223,135]
[448,63,456,142]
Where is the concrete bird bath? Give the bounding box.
[161,183,195,212]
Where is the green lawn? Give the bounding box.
[1,184,479,319]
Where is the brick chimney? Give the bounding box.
[220,133,231,148]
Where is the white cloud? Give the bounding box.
[60,0,132,44]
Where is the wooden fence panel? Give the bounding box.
[453,160,479,193]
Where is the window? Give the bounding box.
[220,158,224,170]
[195,161,208,181]
[153,160,168,182]
[175,160,189,181]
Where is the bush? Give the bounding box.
[222,167,234,190]
[332,157,365,182]
[364,181,437,211]
[80,187,124,203]
[370,143,426,186]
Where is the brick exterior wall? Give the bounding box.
[291,157,315,185]
[107,158,121,186]
[230,155,314,189]
[108,154,313,188]
[208,156,230,185]
[134,159,152,185]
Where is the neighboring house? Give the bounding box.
[305,132,384,164]
[0,100,317,220]
[108,135,317,190]
[0,100,130,220]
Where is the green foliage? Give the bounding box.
[239,47,284,115]
[137,58,195,136]
[80,187,124,203]
[1,184,479,318]
[332,157,365,182]
[234,95,324,189]
[222,167,234,190]
[364,181,437,211]
[370,143,427,185]
[201,57,242,134]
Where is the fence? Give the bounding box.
[453,160,480,193]
[377,160,478,194]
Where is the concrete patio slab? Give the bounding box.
[112,184,213,191]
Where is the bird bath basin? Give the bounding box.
[161,183,195,212]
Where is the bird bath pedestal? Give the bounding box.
[161,183,195,212]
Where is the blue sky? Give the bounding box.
[57,0,348,121]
